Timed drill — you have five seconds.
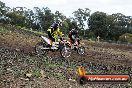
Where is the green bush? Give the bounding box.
[119,33,132,43]
[0,26,9,33]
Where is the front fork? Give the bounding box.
[70,42,78,50]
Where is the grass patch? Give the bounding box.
[18,26,48,37]
[0,26,9,33]
[31,68,41,78]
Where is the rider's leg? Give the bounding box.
[49,34,55,46]
[51,37,58,49]
[51,37,56,47]
[75,39,79,48]
[48,32,53,46]
[70,38,74,49]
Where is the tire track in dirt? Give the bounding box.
[46,45,132,67]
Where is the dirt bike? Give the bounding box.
[35,36,71,58]
[68,38,85,55]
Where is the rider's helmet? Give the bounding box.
[53,23,59,29]
[71,27,78,34]
[71,22,78,32]
[75,27,79,33]
[56,19,63,27]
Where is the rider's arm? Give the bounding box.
[57,28,63,36]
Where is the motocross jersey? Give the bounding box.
[47,23,62,41]
[68,28,80,45]
[68,29,78,39]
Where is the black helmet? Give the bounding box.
[71,28,78,33]
[50,22,59,30]
[53,23,59,29]
[54,23,58,27]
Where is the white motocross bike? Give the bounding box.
[35,36,71,58]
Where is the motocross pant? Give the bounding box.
[70,35,80,45]
[47,31,55,46]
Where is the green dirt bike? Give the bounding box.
[35,36,71,58]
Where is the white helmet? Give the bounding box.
[56,19,63,27]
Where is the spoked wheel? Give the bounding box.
[77,46,85,55]
[35,42,48,56]
[60,45,71,58]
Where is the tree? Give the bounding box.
[89,11,107,39]
[42,7,54,31]
[6,11,26,27]
[109,13,131,40]
[0,1,9,23]
[54,11,66,21]
[33,7,54,32]
[0,1,5,17]
[72,8,91,36]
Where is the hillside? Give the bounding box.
[0,24,45,53]
[0,24,132,88]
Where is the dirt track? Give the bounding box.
[1,24,132,88]
[1,37,132,67]
[1,46,132,88]
[47,42,132,67]
[1,41,132,88]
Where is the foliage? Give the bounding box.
[119,33,132,43]
[0,26,9,33]
[87,31,96,41]
[73,8,91,36]
[89,11,108,39]
[107,13,132,41]
[89,12,132,41]
[0,1,132,42]
[6,11,26,27]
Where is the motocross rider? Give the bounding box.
[47,19,63,48]
[68,25,80,48]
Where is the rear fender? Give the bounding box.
[41,36,51,45]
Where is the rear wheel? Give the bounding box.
[60,45,71,58]
[77,46,85,55]
[35,42,48,56]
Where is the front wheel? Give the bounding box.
[77,46,85,55]
[35,42,48,56]
[60,45,71,58]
